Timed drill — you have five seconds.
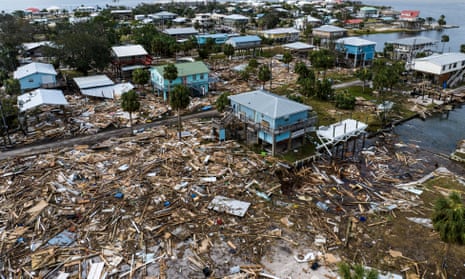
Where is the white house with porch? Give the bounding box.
[411,52,465,88]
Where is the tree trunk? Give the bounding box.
[177,109,182,140]
[129,112,134,135]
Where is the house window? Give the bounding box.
[453,63,457,68]
[462,61,465,66]
[200,73,204,80]
[193,75,197,81]
[449,64,452,69]
[442,65,446,71]
[28,78,34,83]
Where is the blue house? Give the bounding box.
[228,90,317,155]
[196,33,231,45]
[225,35,261,50]
[13,62,57,92]
[335,37,376,67]
[150,61,210,101]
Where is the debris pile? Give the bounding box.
[0,119,458,278]
[11,93,215,147]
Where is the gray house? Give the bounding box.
[228,90,317,155]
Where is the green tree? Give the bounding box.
[50,21,112,75]
[163,63,178,102]
[309,48,335,78]
[170,84,191,140]
[295,61,310,79]
[151,34,177,58]
[4,78,20,95]
[215,92,230,112]
[441,35,449,53]
[223,43,235,59]
[248,58,259,69]
[335,91,356,109]
[432,192,465,244]
[372,60,403,123]
[133,24,160,52]
[282,52,293,72]
[259,12,280,29]
[315,78,334,101]
[239,66,251,81]
[303,24,313,44]
[437,14,446,28]
[461,44,465,54]
[355,67,373,92]
[132,68,150,88]
[338,262,378,279]
[426,16,435,27]
[258,64,271,89]
[120,90,140,133]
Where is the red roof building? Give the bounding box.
[399,10,420,21]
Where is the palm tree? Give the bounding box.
[163,63,178,102]
[437,14,446,28]
[355,67,373,92]
[426,16,435,27]
[282,52,293,73]
[132,68,150,88]
[309,48,335,78]
[120,90,140,134]
[432,191,465,277]
[432,192,465,244]
[258,64,271,89]
[170,85,191,140]
[441,35,449,53]
[223,44,235,60]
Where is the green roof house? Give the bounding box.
[150,61,210,101]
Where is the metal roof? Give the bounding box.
[226,35,261,44]
[17,89,68,112]
[153,11,177,17]
[282,41,315,50]
[313,24,347,33]
[80,82,134,99]
[228,90,312,119]
[196,33,230,39]
[13,62,57,80]
[388,36,438,46]
[336,37,376,47]
[262,27,300,35]
[73,75,114,89]
[112,44,148,57]
[152,61,210,77]
[163,27,198,36]
[413,52,465,67]
[22,41,53,51]
[224,14,249,20]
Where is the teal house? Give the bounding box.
[196,33,231,45]
[228,90,317,155]
[150,61,210,101]
[335,37,376,67]
[13,62,57,92]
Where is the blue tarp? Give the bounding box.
[47,229,76,246]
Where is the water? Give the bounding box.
[362,0,464,52]
[394,105,465,155]
[0,0,150,13]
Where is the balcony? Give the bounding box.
[235,112,318,135]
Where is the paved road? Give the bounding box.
[0,110,220,160]
[331,79,363,89]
